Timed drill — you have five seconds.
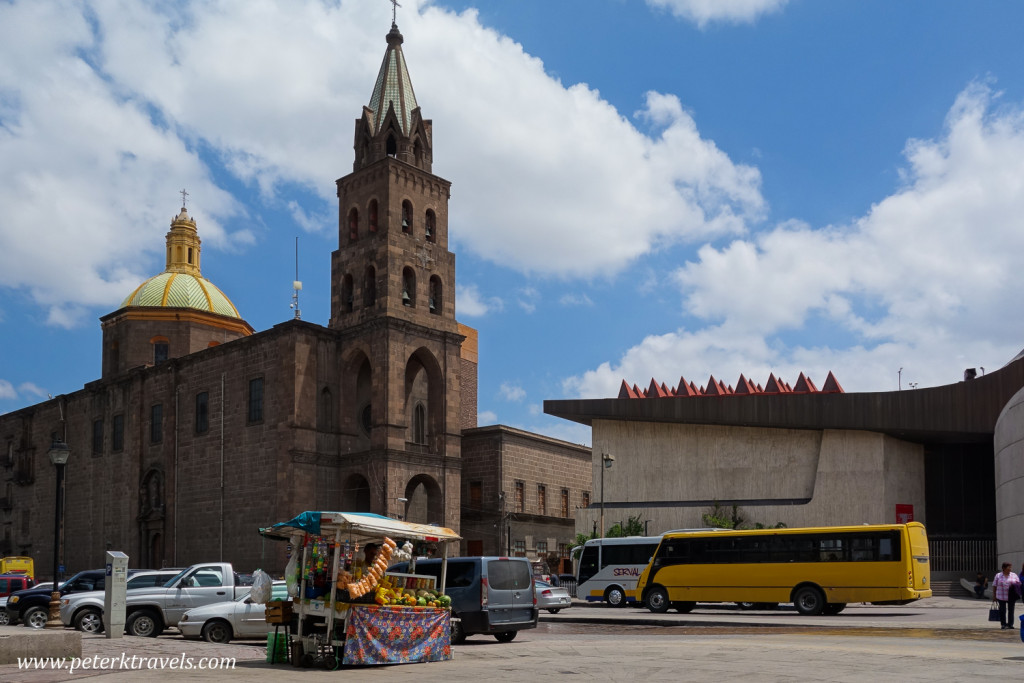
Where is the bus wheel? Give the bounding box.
[793,586,826,616]
[646,587,670,613]
[822,603,846,615]
[736,602,756,610]
[674,601,695,613]
[604,586,626,607]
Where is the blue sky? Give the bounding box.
[3,0,1024,446]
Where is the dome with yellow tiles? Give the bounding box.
[120,205,244,320]
[121,271,242,318]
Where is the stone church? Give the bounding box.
[0,22,591,577]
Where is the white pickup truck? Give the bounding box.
[123,563,249,637]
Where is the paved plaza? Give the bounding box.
[2,595,1023,682]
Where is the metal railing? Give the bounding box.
[929,536,996,573]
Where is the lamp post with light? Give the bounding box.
[599,453,614,539]
[396,497,408,521]
[45,439,70,628]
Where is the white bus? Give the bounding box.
[574,536,663,606]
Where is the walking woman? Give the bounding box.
[993,562,1021,629]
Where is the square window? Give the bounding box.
[151,404,163,444]
[112,414,124,452]
[195,392,209,434]
[248,378,264,423]
[92,419,103,454]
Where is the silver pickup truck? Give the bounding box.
[121,563,248,637]
[59,570,181,633]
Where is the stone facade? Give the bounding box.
[461,425,591,570]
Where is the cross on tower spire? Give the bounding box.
[389,0,401,25]
[179,188,189,208]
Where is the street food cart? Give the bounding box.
[259,511,461,668]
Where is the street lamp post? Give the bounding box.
[396,497,408,521]
[599,453,614,539]
[46,439,70,628]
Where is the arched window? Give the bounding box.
[386,134,397,157]
[365,266,376,307]
[342,274,354,313]
[425,210,436,242]
[413,139,423,166]
[413,403,426,444]
[187,247,193,264]
[402,267,416,307]
[368,199,379,232]
[401,201,413,234]
[348,208,359,242]
[429,276,442,315]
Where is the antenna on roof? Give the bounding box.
[290,236,302,320]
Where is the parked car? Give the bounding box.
[6,570,139,629]
[535,579,572,614]
[60,570,182,633]
[0,573,34,598]
[0,581,53,625]
[178,581,287,644]
[122,562,251,637]
[389,557,538,644]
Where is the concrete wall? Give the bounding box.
[995,386,1024,566]
[577,420,925,537]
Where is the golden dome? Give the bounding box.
[119,204,244,320]
[120,271,242,318]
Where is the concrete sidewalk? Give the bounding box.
[544,591,1008,630]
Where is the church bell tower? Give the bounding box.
[330,21,462,527]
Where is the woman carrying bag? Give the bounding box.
[992,562,1021,629]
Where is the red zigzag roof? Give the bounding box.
[618,371,844,398]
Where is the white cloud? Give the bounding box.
[566,82,1024,398]
[477,410,497,425]
[18,382,47,399]
[559,293,593,307]
[456,284,502,317]
[517,287,540,314]
[499,382,526,402]
[0,380,16,400]
[2,1,761,325]
[645,0,788,28]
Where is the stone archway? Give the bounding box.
[341,473,372,512]
[403,474,443,525]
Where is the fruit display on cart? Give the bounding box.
[375,586,452,608]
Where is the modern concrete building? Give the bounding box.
[547,351,1024,575]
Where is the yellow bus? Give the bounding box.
[636,522,931,615]
[0,556,34,580]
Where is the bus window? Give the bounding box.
[578,545,599,584]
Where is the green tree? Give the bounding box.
[701,502,744,529]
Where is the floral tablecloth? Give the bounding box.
[342,604,452,666]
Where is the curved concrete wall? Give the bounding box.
[580,420,925,536]
[995,386,1024,566]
